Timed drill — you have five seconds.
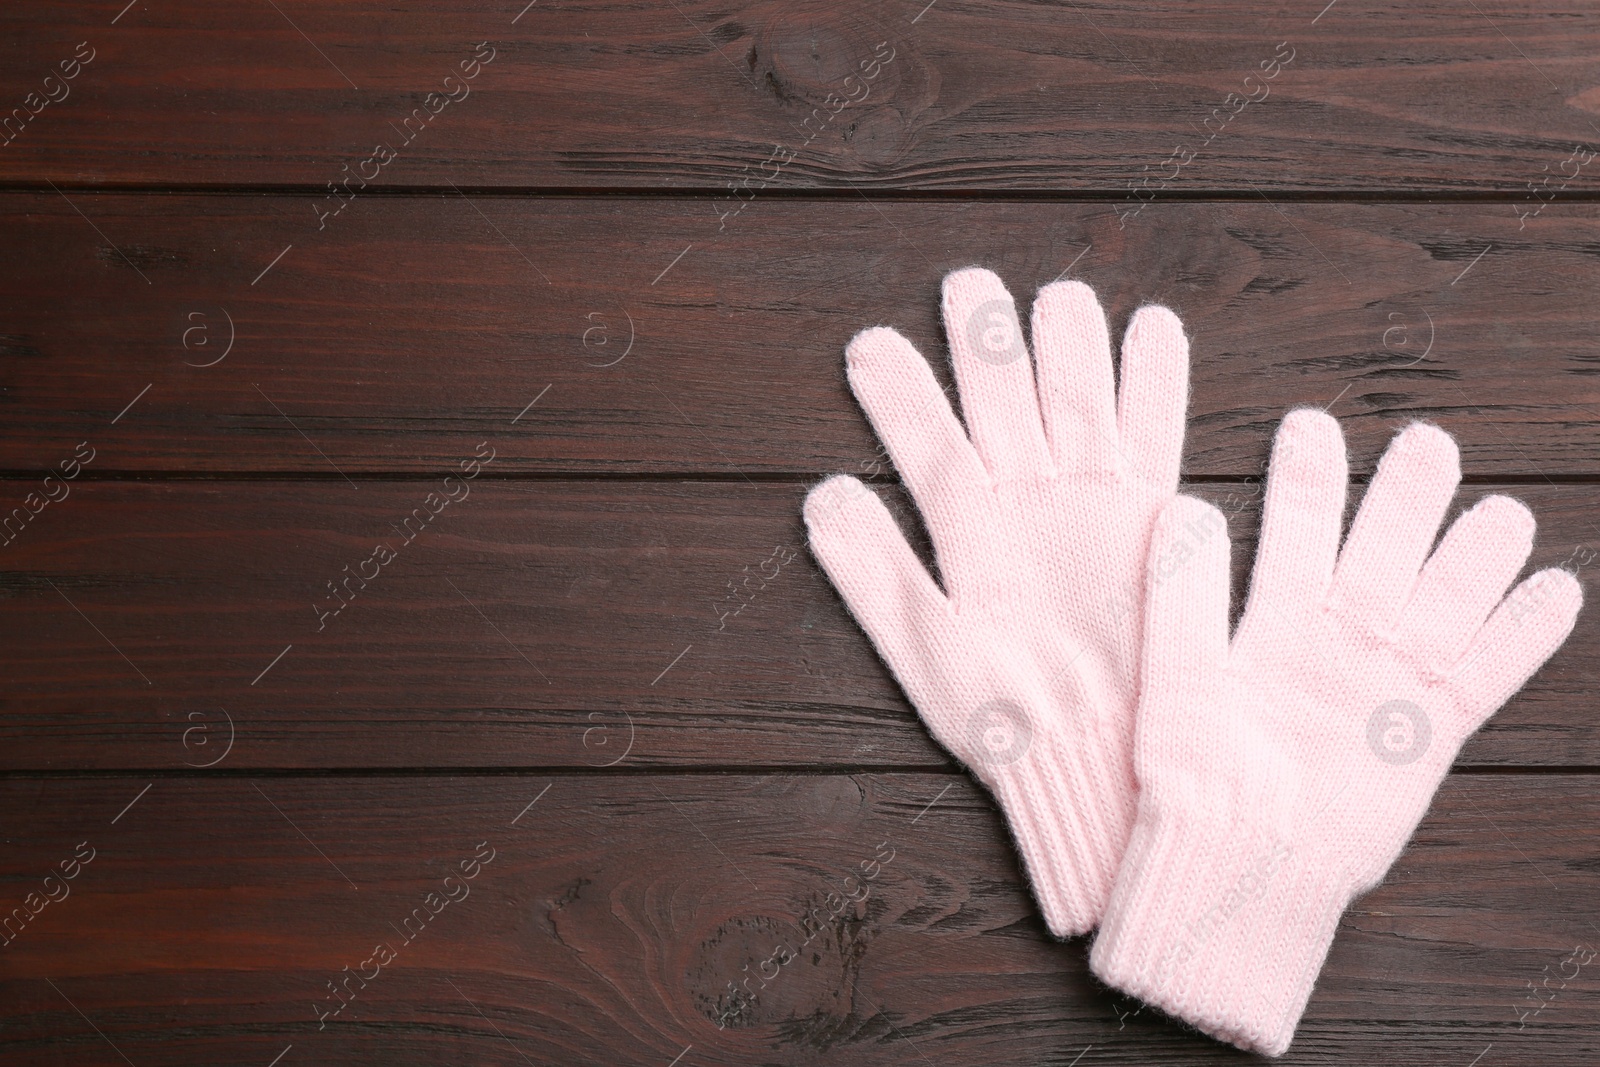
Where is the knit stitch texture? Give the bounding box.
[805,267,1189,934]
[1090,409,1583,1055]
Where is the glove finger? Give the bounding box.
[846,326,989,518]
[1443,567,1582,735]
[1328,422,1460,629]
[1116,304,1190,489]
[941,267,1053,478]
[804,475,955,700]
[1394,495,1535,671]
[1142,496,1231,694]
[1240,409,1346,625]
[1031,280,1120,473]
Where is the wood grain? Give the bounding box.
[3,1,1600,192]
[6,2,1600,1061]
[1,196,1598,475]
[0,773,1594,1065]
[0,479,1591,770]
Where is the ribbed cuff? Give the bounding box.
[1089,807,1349,1057]
[984,732,1136,938]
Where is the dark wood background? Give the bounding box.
[2,2,1598,1064]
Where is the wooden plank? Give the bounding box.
[1,195,1599,475]
[0,479,1592,770]
[0,772,1594,1064]
[4,2,1600,192]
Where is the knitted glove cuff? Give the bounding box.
[981,729,1135,938]
[1088,806,1350,1057]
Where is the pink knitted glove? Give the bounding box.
[804,267,1189,934]
[1091,409,1583,1056]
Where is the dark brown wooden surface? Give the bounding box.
[0,774,1596,1066]
[4,1,1600,191]
[2,196,1600,475]
[0,479,1594,770]
[5,1,1600,1064]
